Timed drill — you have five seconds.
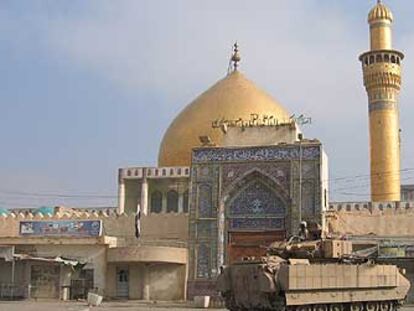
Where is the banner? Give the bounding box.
[20,220,102,237]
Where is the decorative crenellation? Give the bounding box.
[120,166,190,180]
[328,201,414,214]
[0,208,190,221]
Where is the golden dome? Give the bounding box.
[158,70,291,167]
[368,1,393,23]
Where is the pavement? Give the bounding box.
[0,301,413,311]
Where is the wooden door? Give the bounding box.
[227,231,285,264]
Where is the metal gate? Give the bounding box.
[30,264,60,299]
[116,267,129,298]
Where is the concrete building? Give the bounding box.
[401,185,414,201]
[0,210,188,300]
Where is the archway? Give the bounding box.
[221,170,288,264]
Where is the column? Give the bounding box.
[217,202,225,268]
[162,192,168,213]
[59,265,72,300]
[178,191,184,213]
[118,176,125,214]
[93,248,107,296]
[140,177,148,215]
[142,264,150,300]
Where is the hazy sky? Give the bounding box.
[1,0,414,208]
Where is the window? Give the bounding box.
[167,190,179,213]
[151,191,163,213]
[376,54,382,63]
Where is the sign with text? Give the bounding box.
[19,220,102,237]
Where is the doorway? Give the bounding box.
[116,267,129,298]
[30,264,60,299]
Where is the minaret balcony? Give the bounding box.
[359,49,404,67]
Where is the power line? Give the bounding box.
[1,167,414,203]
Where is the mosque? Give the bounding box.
[0,0,414,304]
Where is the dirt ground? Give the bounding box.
[0,300,225,311]
[0,301,413,311]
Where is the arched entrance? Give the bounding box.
[222,170,288,264]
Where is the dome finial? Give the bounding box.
[231,42,241,71]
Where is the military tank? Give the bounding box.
[217,238,410,311]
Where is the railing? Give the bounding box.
[0,283,29,300]
[70,279,96,300]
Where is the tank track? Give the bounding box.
[288,301,399,311]
[224,297,399,311]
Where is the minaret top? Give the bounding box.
[368,0,393,23]
[230,42,241,71]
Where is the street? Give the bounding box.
[0,300,224,311]
[0,301,413,311]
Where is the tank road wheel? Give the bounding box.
[329,304,344,311]
[379,301,393,311]
[315,305,329,311]
[297,306,312,311]
[366,302,379,311]
[350,303,364,311]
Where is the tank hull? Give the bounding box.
[217,260,410,311]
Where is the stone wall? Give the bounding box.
[326,202,414,236]
[0,212,189,244]
[105,262,186,300]
[221,123,300,147]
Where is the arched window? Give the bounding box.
[151,191,163,213]
[384,54,390,62]
[369,55,374,64]
[183,190,189,213]
[391,55,396,64]
[229,181,285,216]
[376,54,382,63]
[167,190,179,213]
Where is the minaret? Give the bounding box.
[359,0,404,202]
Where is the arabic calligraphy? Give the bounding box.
[211,113,311,130]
